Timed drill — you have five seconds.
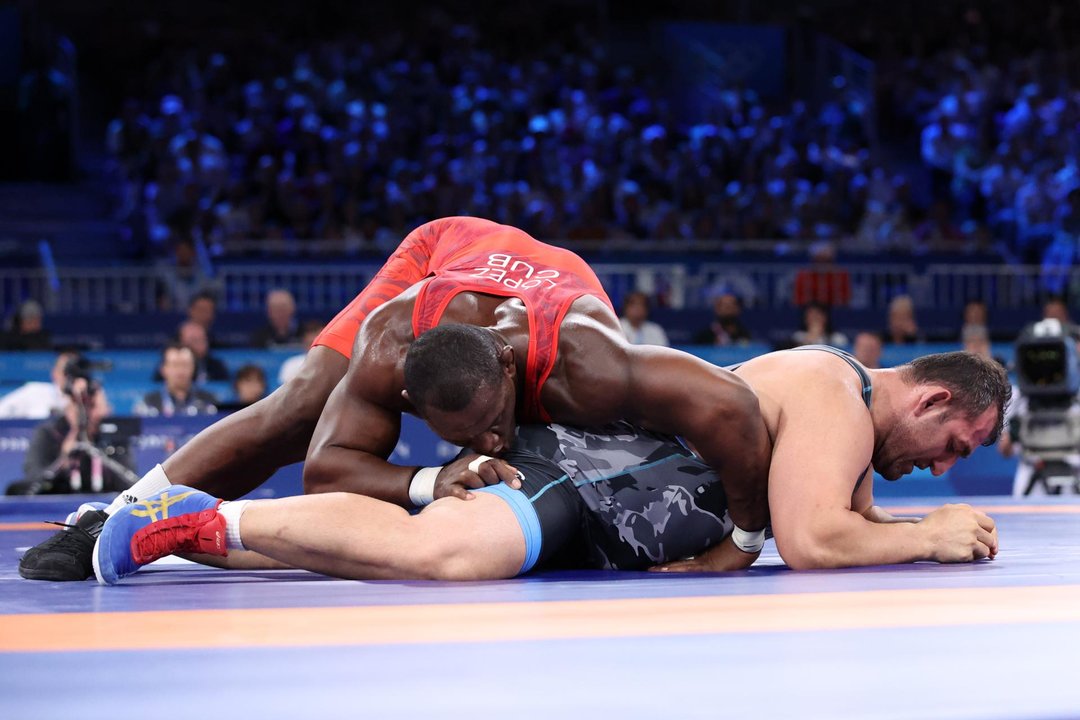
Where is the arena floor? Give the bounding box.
[1,495,1079,720]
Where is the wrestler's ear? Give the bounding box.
[499,345,515,377]
[914,387,952,416]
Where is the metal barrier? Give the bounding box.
[2,262,1075,315]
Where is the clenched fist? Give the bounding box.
[920,503,998,563]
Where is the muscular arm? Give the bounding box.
[850,469,921,525]
[588,344,771,533]
[768,378,932,569]
[302,353,415,506]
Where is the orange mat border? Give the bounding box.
[2,584,1078,653]
[882,504,1080,515]
[2,504,1077,533]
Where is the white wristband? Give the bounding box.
[409,466,443,507]
[731,524,765,554]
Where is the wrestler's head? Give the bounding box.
[873,352,1010,481]
[403,324,518,454]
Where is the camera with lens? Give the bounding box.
[61,356,110,399]
[1012,319,1080,494]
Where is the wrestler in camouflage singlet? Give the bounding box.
[477,421,733,573]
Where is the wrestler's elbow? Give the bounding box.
[775,538,830,570]
[711,376,762,429]
[774,525,841,570]
[302,449,337,494]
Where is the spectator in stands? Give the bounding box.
[106,16,888,252]
[156,238,219,311]
[852,331,883,369]
[232,365,267,407]
[957,298,1002,345]
[0,351,78,419]
[885,294,923,344]
[1042,296,1080,339]
[186,291,219,346]
[694,292,752,346]
[177,321,229,382]
[960,300,989,336]
[914,199,964,251]
[960,324,1006,367]
[793,241,851,308]
[790,302,849,349]
[250,289,302,348]
[278,320,326,385]
[2,300,52,351]
[134,342,218,417]
[618,291,669,347]
[14,379,135,495]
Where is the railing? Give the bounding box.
[1,262,1074,316]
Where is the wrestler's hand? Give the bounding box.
[919,503,998,562]
[649,535,760,573]
[434,454,523,501]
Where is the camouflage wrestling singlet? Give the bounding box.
[493,421,734,572]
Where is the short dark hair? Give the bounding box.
[188,291,217,308]
[900,351,1012,445]
[161,341,196,381]
[162,340,194,361]
[404,325,505,412]
[234,364,266,386]
[622,291,650,313]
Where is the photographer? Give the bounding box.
[14,366,137,495]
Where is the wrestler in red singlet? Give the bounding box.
[314,216,614,421]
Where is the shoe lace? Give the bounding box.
[44,520,76,530]
[36,521,96,557]
[133,517,199,564]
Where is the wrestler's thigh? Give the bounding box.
[414,493,527,580]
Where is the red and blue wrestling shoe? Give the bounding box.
[93,486,226,585]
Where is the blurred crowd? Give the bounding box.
[102,3,1080,274]
[105,14,884,258]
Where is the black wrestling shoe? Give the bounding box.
[19,508,109,581]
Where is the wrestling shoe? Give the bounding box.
[64,502,110,527]
[19,504,110,581]
[93,486,225,585]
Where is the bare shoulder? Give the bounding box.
[737,349,875,457]
[736,349,869,410]
[347,298,415,407]
[546,295,631,421]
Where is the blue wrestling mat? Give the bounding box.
[1,495,1078,720]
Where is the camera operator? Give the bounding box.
[997,318,1080,496]
[11,361,137,495]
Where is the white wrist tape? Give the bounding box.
[409,466,443,507]
[467,455,494,474]
[731,524,765,554]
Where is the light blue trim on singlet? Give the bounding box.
[529,475,571,502]
[473,484,543,574]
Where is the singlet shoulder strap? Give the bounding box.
[789,345,873,409]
